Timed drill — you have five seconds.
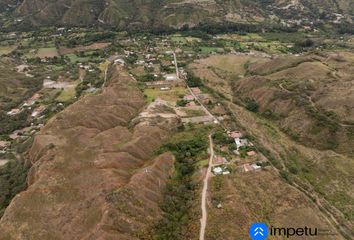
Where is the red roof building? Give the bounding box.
[243,164,253,172]
[228,131,243,139]
[214,156,227,165]
[183,94,195,101]
[191,87,202,95]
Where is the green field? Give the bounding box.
[65,53,103,64]
[171,35,201,44]
[143,86,187,103]
[56,81,80,102]
[65,54,90,63]
[199,47,221,54]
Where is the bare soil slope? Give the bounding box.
[0,65,180,239]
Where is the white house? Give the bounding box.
[114,58,125,66]
[7,109,21,116]
[235,138,249,149]
[165,74,178,81]
[213,167,223,175]
[251,164,262,170]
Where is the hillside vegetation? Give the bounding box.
[237,52,354,154]
[189,52,354,238]
[191,51,354,155]
[2,0,352,28]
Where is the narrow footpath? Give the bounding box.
[103,64,109,87]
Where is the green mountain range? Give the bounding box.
[1,0,353,28]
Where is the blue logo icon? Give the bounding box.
[250,222,268,240]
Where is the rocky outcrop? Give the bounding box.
[0,65,180,239]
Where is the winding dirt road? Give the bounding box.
[199,134,214,240]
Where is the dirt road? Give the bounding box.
[199,134,214,240]
[173,51,221,125]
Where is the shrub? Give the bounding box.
[186,73,203,87]
[245,97,259,112]
[280,170,292,184]
[295,39,315,48]
[176,100,188,107]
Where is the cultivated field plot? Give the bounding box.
[56,83,78,102]
[36,47,59,58]
[144,87,187,103]
[0,45,16,55]
[58,42,111,55]
[216,33,290,53]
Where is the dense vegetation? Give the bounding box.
[150,126,209,240]
[0,160,30,217]
[244,97,259,113]
[0,109,31,136]
[212,129,234,145]
[56,32,116,48]
[186,73,203,88]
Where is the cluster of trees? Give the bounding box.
[176,99,188,107]
[338,24,354,34]
[75,67,103,96]
[244,97,259,112]
[186,73,203,88]
[137,74,156,82]
[0,160,30,217]
[0,109,30,135]
[147,21,298,37]
[58,32,116,48]
[212,129,234,145]
[295,39,315,48]
[196,22,263,35]
[153,134,208,239]
[126,54,138,65]
[239,145,256,158]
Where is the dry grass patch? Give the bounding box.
[36,47,59,58]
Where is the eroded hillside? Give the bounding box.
[0,65,181,239]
